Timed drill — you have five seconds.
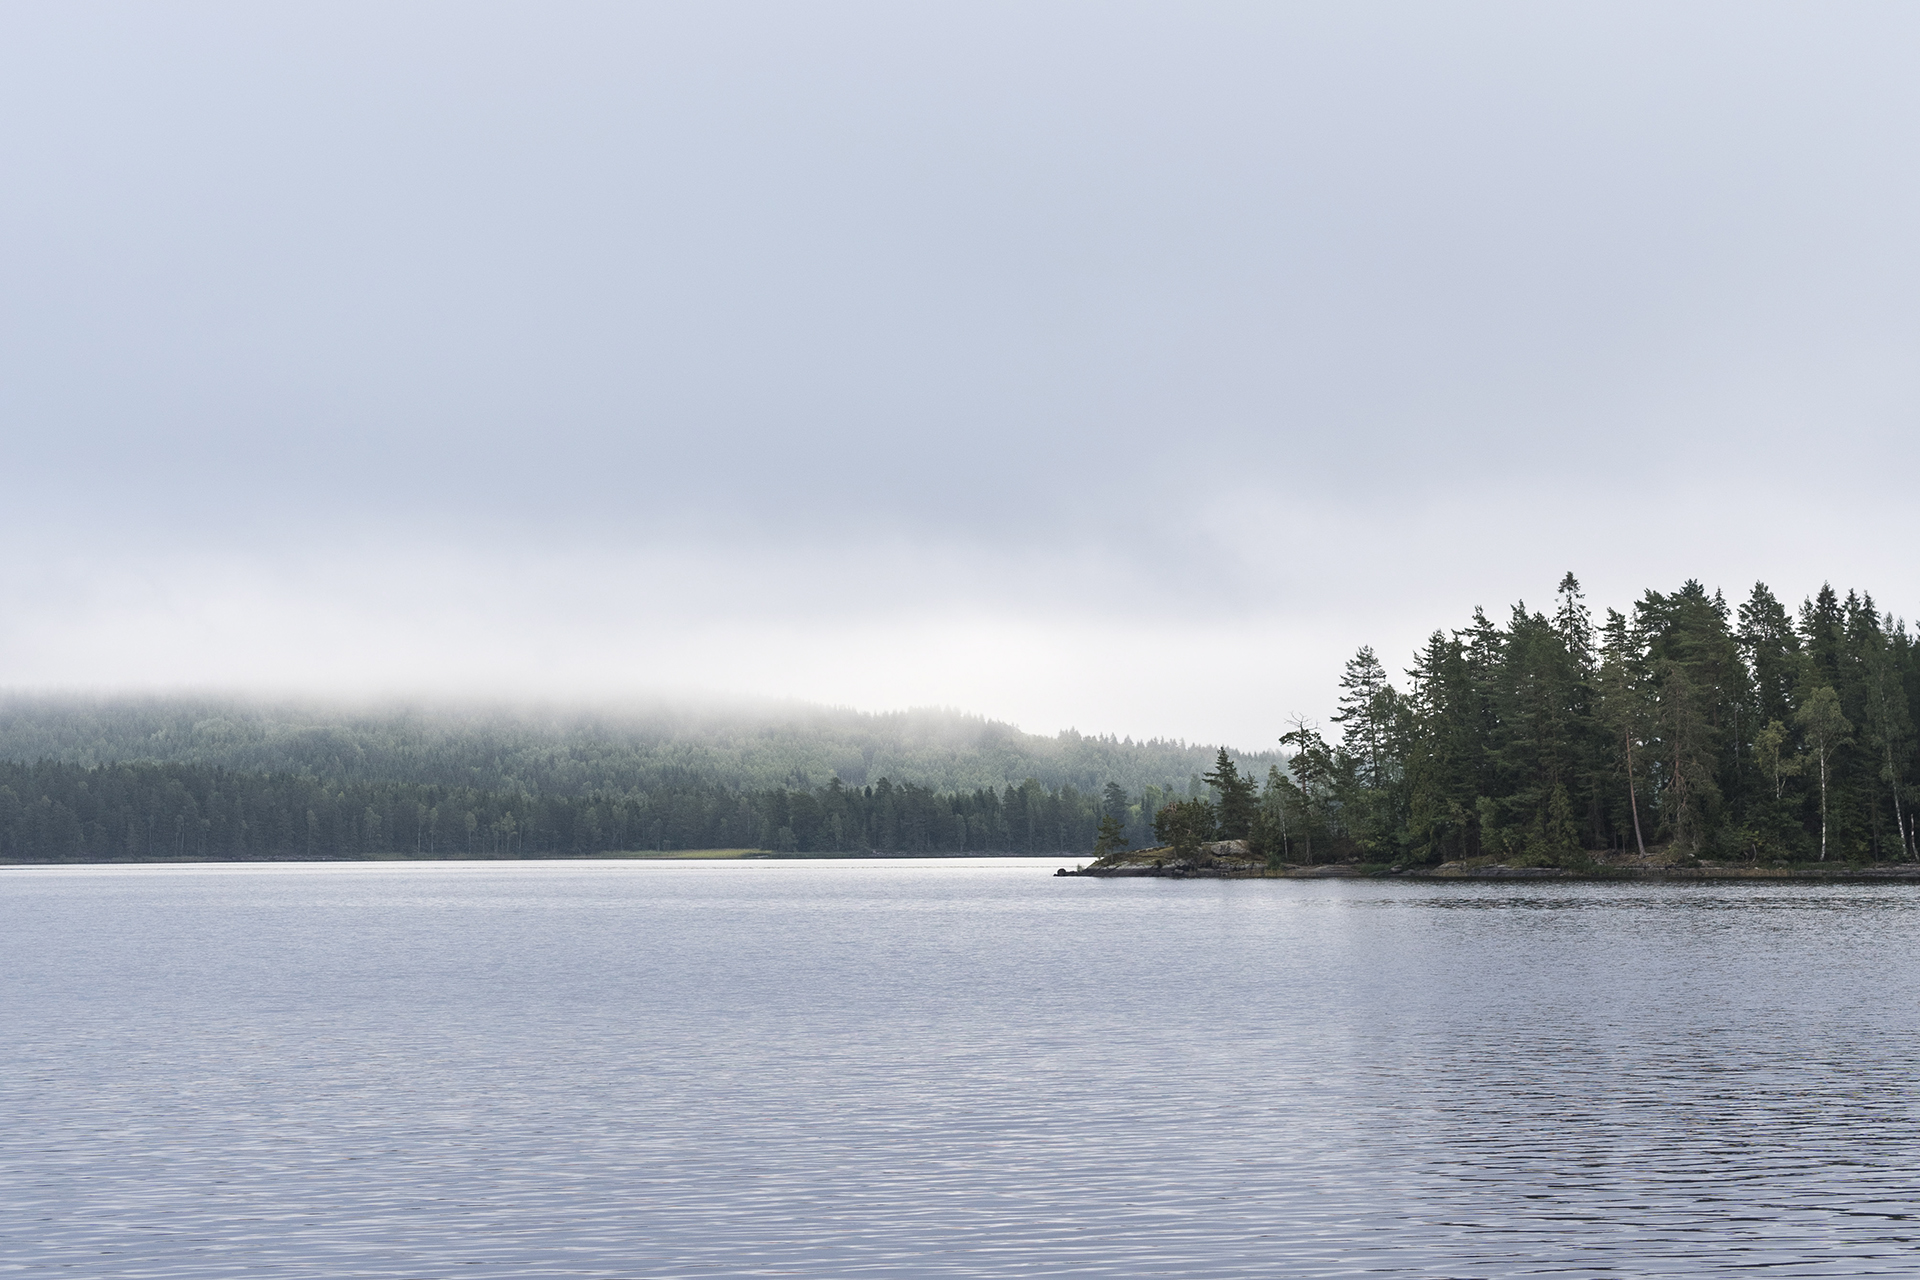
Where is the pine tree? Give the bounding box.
[1279,721,1338,863]
[1490,604,1593,861]
[1801,584,1846,684]
[1637,582,1740,855]
[1738,583,1802,725]
[1250,765,1292,865]
[1093,813,1130,857]
[1554,572,1594,675]
[1403,630,1477,861]
[1153,797,1216,858]
[1856,613,1914,860]
[1598,608,1650,857]
[1332,646,1393,789]
[1202,748,1257,840]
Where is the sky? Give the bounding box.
[3,2,1917,750]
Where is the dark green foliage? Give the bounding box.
[0,759,1197,861]
[1276,575,1920,867]
[1152,797,1216,858]
[8,576,1916,868]
[1272,722,1346,863]
[1795,686,1852,862]
[0,760,761,861]
[0,698,1282,862]
[1093,814,1130,856]
[1332,646,1394,789]
[1249,765,1296,866]
[1202,748,1257,839]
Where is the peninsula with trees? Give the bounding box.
[5,574,1917,877]
[1069,575,1920,881]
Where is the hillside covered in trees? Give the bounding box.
[0,760,1187,861]
[0,697,1262,797]
[1243,576,1919,867]
[0,700,1270,861]
[3,575,1910,867]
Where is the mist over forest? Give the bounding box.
[0,696,1264,795]
[4,568,1916,867]
[0,697,1277,861]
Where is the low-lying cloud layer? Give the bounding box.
[3,3,1916,748]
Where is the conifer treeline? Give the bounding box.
[0,762,1151,861]
[6,575,1909,865]
[1251,576,1920,865]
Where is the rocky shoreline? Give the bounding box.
[1057,840,1920,883]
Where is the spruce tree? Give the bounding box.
[1332,646,1393,789]
[1202,748,1257,840]
[1739,583,1803,726]
[1250,764,1292,864]
[1856,613,1914,859]
[1598,608,1651,857]
[1553,572,1594,674]
[1153,797,1216,858]
[1093,813,1130,857]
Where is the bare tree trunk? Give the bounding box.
[1819,748,1829,862]
[1884,744,1911,862]
[1894,772,1911,862]
[1624,726,1648,858]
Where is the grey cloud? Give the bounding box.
[2,2,1917,737]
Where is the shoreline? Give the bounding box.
[1060,839,1920,883]
[1064,863,1920,883]
[0,851,1076,868]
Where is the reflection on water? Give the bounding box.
[4,860,1918,1277]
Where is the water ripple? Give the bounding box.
[4,862,1919,1276]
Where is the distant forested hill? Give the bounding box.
[10,573,1917,868]
[0,697,1278,862]
[0,695,1273,801]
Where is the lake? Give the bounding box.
[3,859,1918,1277]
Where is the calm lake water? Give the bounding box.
[4,859,1919,1277]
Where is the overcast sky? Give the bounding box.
[3,2,1916,749]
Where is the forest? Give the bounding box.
[0,760,1175,861]
[0,700,1239,861]
[2,576,1910,865]
[1238,576,1920,867]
